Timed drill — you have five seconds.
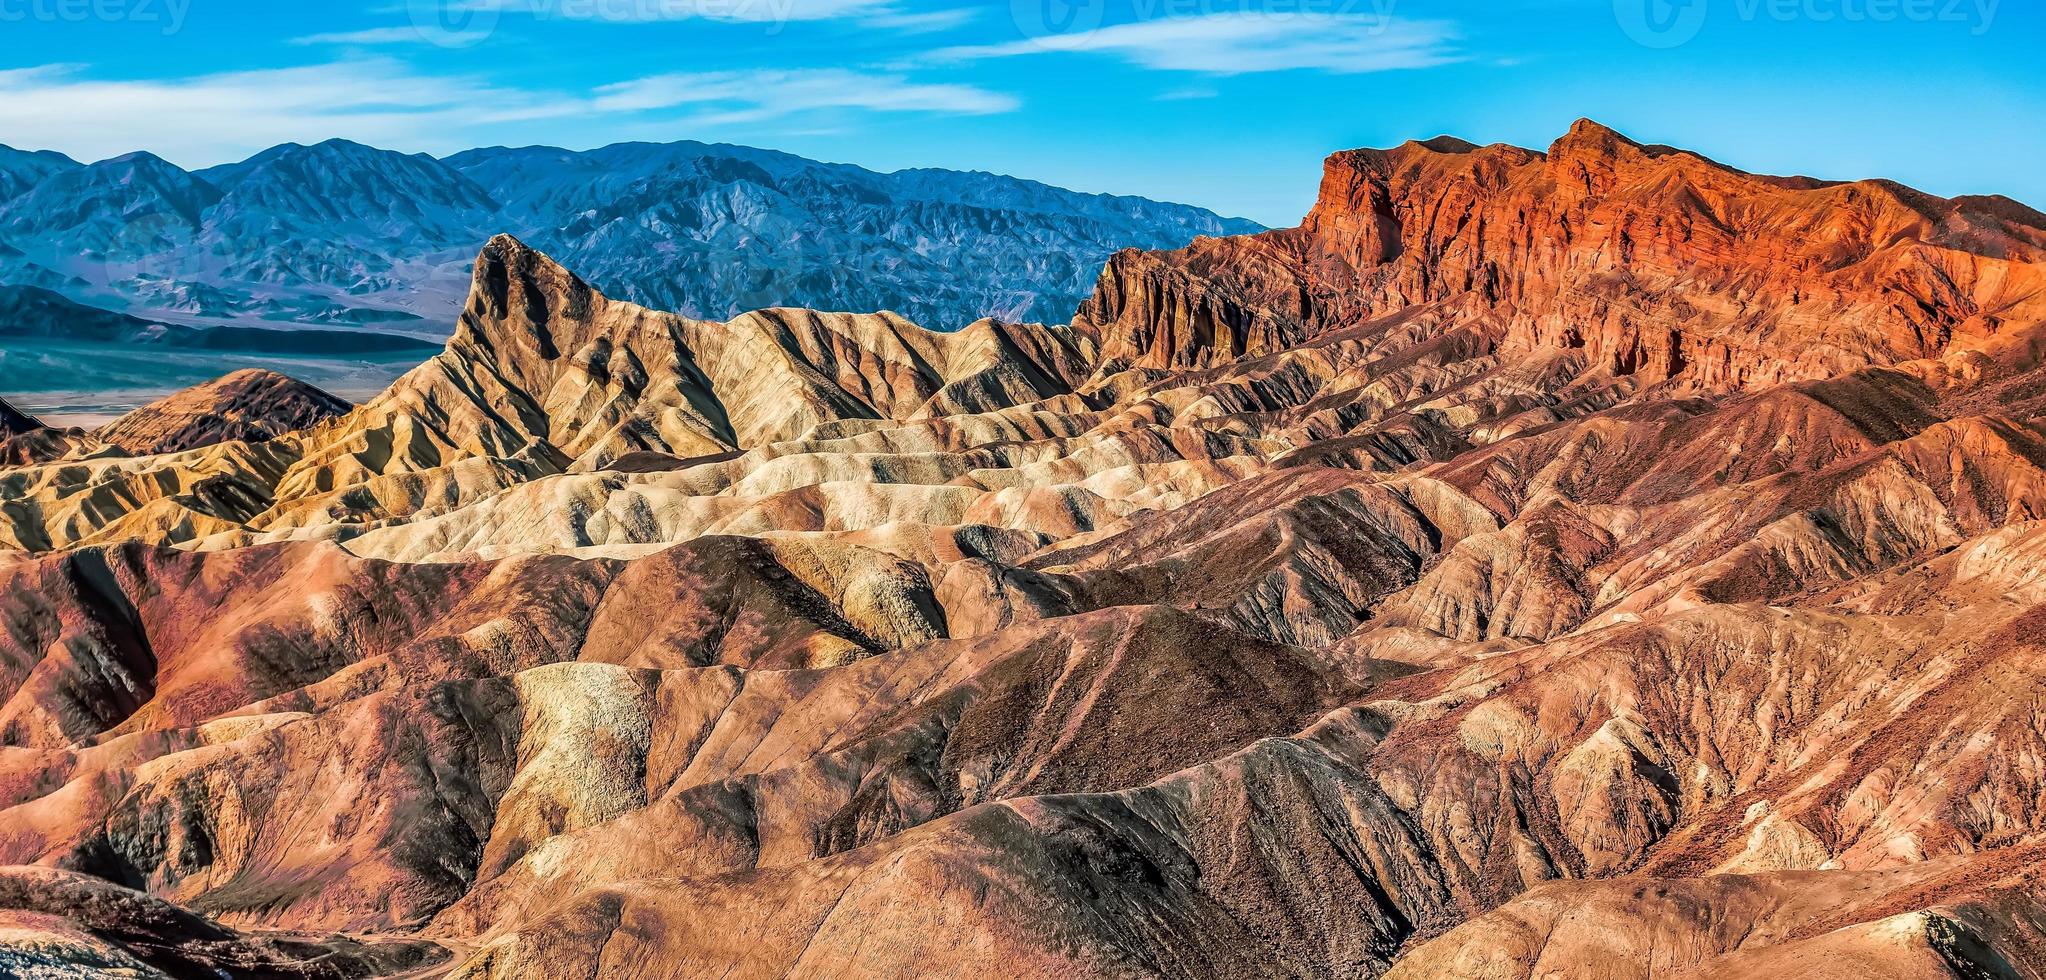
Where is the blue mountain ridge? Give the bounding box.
[0,138,1262,335]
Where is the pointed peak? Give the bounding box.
[1568,117,1624,138]
[136,367,343,410]
[1549,118,1642,158]
[479,233,544,263]
[471,233,579,302]
[98,368,349,454]
[0,144,80,169]
[1407,135,1480,155]
[239,139,399,170]
[211,367,322,388]
[1331,133,1538,180]
[101,150,153,163]
[97,150,177,170]
[463,234,599,355]
[299,138,417,165]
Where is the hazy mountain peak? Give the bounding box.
[88,150,218,195]
[0,152,222,252]
[0,136,1259,333]
[0,145,81,203]
[0,143,80,167]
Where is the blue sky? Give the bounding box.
[0,0,2036,225]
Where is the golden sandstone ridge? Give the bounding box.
[2,120,2046,978]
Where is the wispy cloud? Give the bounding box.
[289,26,488,45]
[932,12,1462,75]
[859,7,978,33]
[306,0,955,46]
[0,61,1017,166]
[323,0,966,47]
[457,0,896,24]
[592,68,1017,117]
[0,61,575,165]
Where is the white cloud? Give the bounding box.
[0,61,574,165]
[858,7,977,33]
[931,11,1462,75]
[456,0,894,24]
[0,61,1016,167]
[592,68,1017,117]
[309,1,967,48]
[300,0,952,46]
[289,26,487,45]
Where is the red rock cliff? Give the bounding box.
[1079,119,2046,388]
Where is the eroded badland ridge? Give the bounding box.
[2,120,2045,978]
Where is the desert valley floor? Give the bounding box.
[2,120,2046,978]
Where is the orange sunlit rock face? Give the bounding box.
[2,121,2045,978]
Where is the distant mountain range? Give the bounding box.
[0,283,441,354]
[0,138,1262,335]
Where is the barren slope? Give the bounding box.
[2,121,2046,978]
[96,368,351,455]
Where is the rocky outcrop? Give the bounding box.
[1078,119,2046,389]
[96,368,351,455]
[0,235,1114,553]
[0,398,101,469]
[0,395,37,435]
[0,866,447,978]
[1383,857,2046,979]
